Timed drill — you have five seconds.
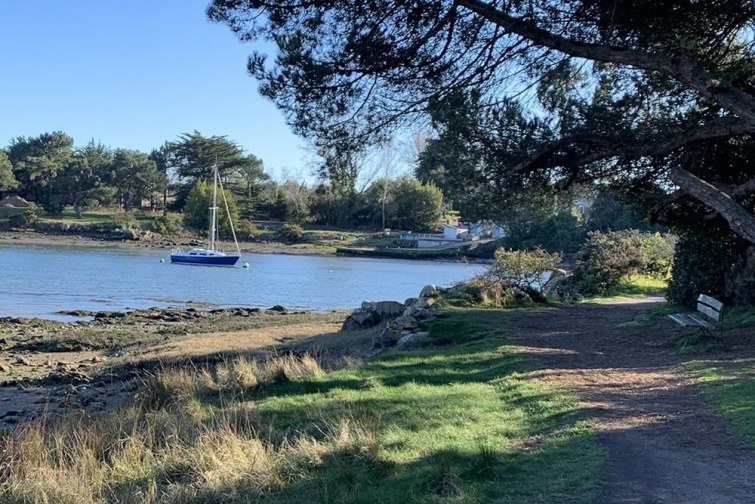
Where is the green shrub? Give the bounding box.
[486,247,561,293]
[112,213,139,230]
[237,219,258,240]
[570,230,676,296]
[7,214,26,228]
[23,205,37,226]
[279,223,304,243]
[7,205,37,228]
[149,213,184,235]
[667,224,748,307]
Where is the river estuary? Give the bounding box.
[0,245,485,320]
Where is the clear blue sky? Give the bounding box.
[0,0,307,178]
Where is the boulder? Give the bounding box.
[425,309,448,318]
[542,269,569,298]
[394,316,418,330]
[404,297,418,307]
[362,300,405,319]
[419,284,439,298]
[404,306,428,319]
[396,331,430,349]
[342,308,382,331]
[343,300,406,331]
[373,325,402,348]
[414,297,436,309]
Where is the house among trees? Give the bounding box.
[400,223,503,249]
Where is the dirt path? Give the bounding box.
[506,297,755,504]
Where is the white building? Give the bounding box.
[464,221,507,239]
[443,224,469,240]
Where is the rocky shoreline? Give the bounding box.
[0,281,465,430]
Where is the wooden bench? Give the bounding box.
[668,294,724,332]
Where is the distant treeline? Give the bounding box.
[0,131,446,232]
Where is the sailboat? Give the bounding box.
[170,164,241,266]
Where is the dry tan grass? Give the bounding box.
[128,323,344,363]
[0,352,375,504]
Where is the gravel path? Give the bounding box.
[506,297,755,504]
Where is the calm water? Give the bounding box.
[0,245,485,320]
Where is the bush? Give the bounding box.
[24,205,38,226]
[7,205,37,228]
[149,213,184,235]
[486,247,562,293]
[279,223,304,243]
[237,219,258,240]
[569,230,676,296]
[7,214,26,228]
[667,224,749,307]
[112,212,139,230]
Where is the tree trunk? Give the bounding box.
[669,167,755,245]
[74,203,83,219]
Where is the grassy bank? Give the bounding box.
[0,309,603,503]
[583,275,668,304]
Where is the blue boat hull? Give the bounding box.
[170,254,240,266]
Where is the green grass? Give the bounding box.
[585,275,668,304]
[0,207,163,227]
[257,312,603,503]
[721,306,755,330]
[600,275,668,298]
[0,309,604,503]
[685,359,755,445]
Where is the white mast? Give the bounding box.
[210,163,219,252]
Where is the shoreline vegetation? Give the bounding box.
[0,209,499,261]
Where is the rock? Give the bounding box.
[268,305,289,314]
[362,301,405,319]
[373,325,402,348]
[14,356,31,366]
[394,316,418,330]
[414,297,436,309]
[419,284,439,298]
[542,268,569,298]
[343,300,405,331]
[0,410,20,420]
[0,364,10,373]
[404,306,428,319]
[404,297,418,307]
[396,332,430,349]
[342,308,382,331]
[426,309,448,318]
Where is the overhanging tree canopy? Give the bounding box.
[208,0,755,244]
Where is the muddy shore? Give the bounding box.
[0,306,354,429]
